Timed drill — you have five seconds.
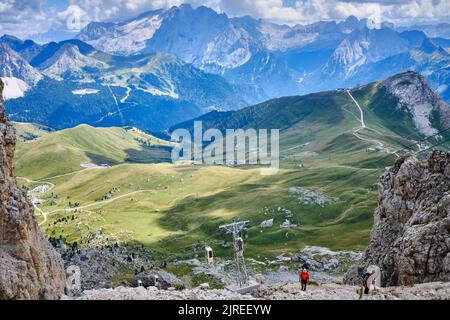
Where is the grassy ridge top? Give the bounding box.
[15,124,174,178]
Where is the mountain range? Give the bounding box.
[1,4,449,131]
[76,5,450,101]
[0,35,253,130]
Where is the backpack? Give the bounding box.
[300,271,309,281]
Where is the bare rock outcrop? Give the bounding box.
[382,72,450,137]
[0,78,66,299]
[345,151,450,286]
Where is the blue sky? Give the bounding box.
[1,0,449,40]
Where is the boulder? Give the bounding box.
[132,271,181,290]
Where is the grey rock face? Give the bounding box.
[382,72,450,137]
[0,78,66,300]
[296,246,362,274]
[345,151,450,286]
[0,44,42,85]
[132,271,182,290]
[61,245,157,291]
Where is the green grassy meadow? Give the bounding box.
[14,84,445,262]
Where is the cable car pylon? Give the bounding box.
[219,220,259,293]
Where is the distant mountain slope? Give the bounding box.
[74,6,363,98]
[172,91,346,134]
[77,10,165,55]
[0,35,43,62]
[322,27,410,79]
[172,72,450,146]
[5,78,204,131]
[30,39,96,67]
[371,72,450,137]
[0,44,42,85]
[315,36,450,101]
[1,37,253,131]
[398,23,450,39]
[39,44,104,81]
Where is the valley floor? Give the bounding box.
[67,282,450,300]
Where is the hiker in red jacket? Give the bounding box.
[299,268,310,291]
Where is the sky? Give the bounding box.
[0,0,449,40]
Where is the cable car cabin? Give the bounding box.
[236,237,244,254]
[367,265,381,289]
[205,246,214,265]
[151,275,160,288]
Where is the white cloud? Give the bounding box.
[56,4,90,31]
[0,1,14,13]
[212,0,450,25]
[1,0,449,40]
[0,0,48,38]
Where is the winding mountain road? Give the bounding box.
[20,171,155,226]
[120,87,132,104]
[18,167,107,225]
[346,90,400,158]
[347,90,366,128]
[46,190,155,216]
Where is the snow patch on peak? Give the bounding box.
[0,44,43,86]
[1,77,29,100]
[82,14,163,55]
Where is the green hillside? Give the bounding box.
[13,122,54,142]
[15,124,175,178]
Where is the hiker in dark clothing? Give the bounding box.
[299,268,310,291]
[362,271,375,295]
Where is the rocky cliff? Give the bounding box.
[0,78,66,300]
[382,72,450,137]
[345,151,450,286]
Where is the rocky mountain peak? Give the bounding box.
[0,35,40,59]
[419,38,447,54]
[338,15,365,33]
[323,27,409,78]
[76,21,117,42]
[0,78,66,299]
[381,71,450,137]
[345,151,450,286]
[39,43,103,80]
[0,43,43,86]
